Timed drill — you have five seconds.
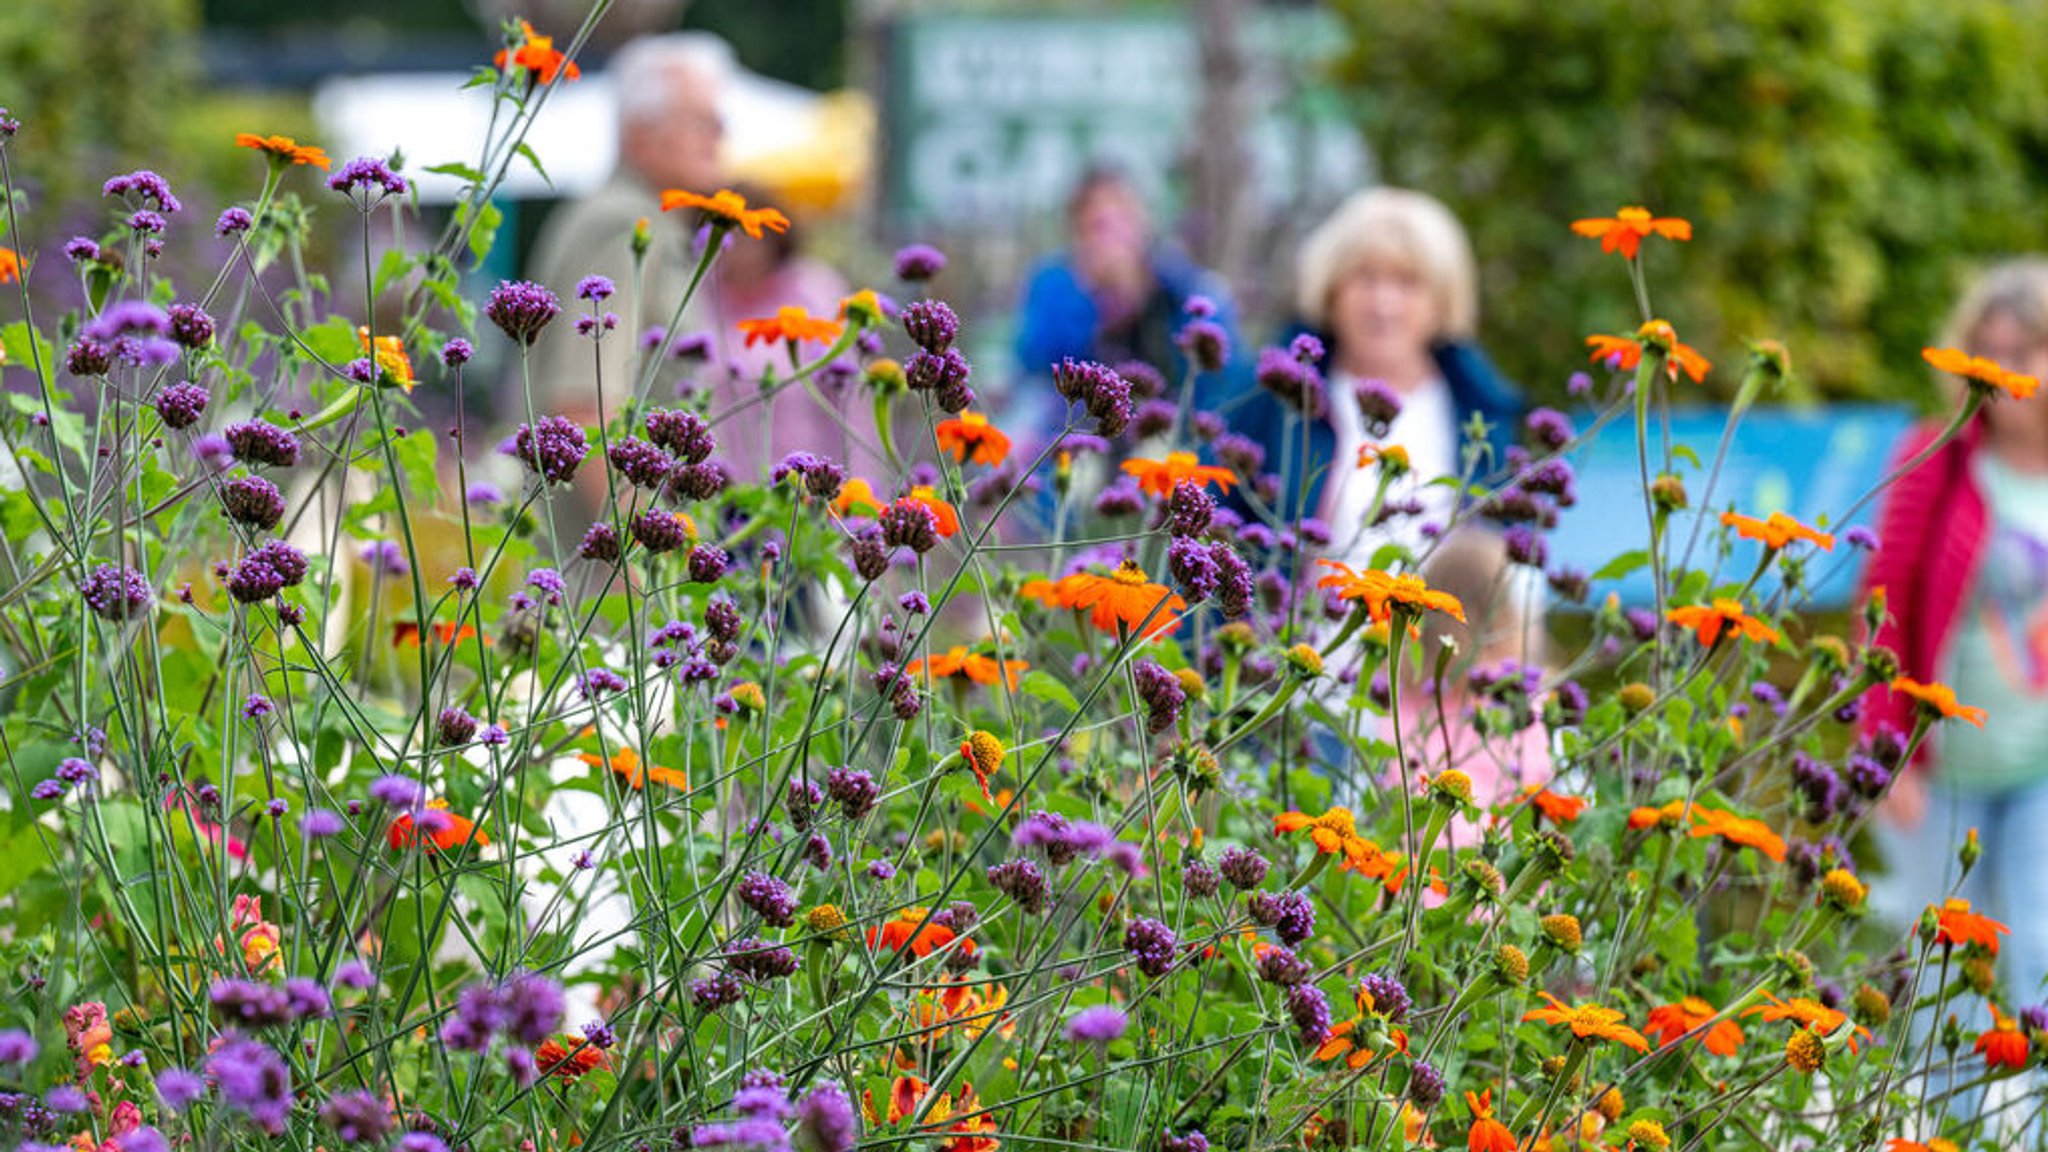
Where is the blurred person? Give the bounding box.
[1220,188,1522,565]
[527,33,730,427]
[1863,258,2048,1010]
[1013,167,1242,433]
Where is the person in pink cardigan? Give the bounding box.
[1861,258,2048,1012]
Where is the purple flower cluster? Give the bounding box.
[205,1036,293,1135]
[825,767,879,820]
[724,937,800,983]
[793,1081,858,1152]
[1255,944,1312,986]
[1065,1004,1128,1045]
[1132,660,1186,735]
[687,543,731,584]
[1217,845,1269,890]
[1356,971,1411,1023]
[1182,858,1221,898]
[879,499,941,554]
[1177,315,1230,375]
[1248,889,1314,945]
[894,243,947,282]
[153,381,210,429]
[901,299,960,353]
[608,436,673,489]
[210,978,329,1027]
[1052,359,1134,436]
[1013,810,1114,867]
[167,302,215,350]
[1284,983,1332,1046]
[1166,480,1214,538]
[221,475,286,530]
[486,279,562,346]
[692,1068,795,1152]
[1255,344,1326,419]
[81,564,153,621]
[987,857,1050,915]
[103,170,181,213]
[440,970,566,1051]
[224,420,299,468]
[1124,916,1178,978]
[1162,1130,1211,1152]
[225,540,309,603]
[511,415,589,484]
[773,452,848,502]
[737,871,799,928]
[905,346,973,411]
[328,155,408,200]
[320,1090,393,1144]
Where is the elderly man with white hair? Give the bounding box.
[527,33,730,426]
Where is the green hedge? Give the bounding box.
[1333,0,2048,408]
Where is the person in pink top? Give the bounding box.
[1860,260,2048,1018]
[694,190,879,482]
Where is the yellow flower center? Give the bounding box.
[1112,560,1148,586]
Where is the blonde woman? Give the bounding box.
[1862,258,2048,1010]
[1216,187,1522,564]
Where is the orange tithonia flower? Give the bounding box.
[1924,346,2040,401]
[1721,510,1835,552]
[1890,677,1988,729]
[386,799,488,852]
[1976,1004,2030,1071]
[1120,451,1238,497]
[0,247,20,284]
[834,477,884,517]
[1528,788,1588,825]
[1465,1089,1518,1152]
[1643,996,1744,1056]
[359,327,415,392]
[1028,559,1186,640]
[1627,799,1689,830]
[1687,806,1787,862]
[392,621,481,648]
[1933,897,2011,954]
[1521,992,1651,1052]
[1665,598,1779,646]
[868,908,976,960]
[738,305,844,349]
[1273,807,1394,877]
[535,1036,610,1082]
[494,20,582,85]
[578,746,689,792]
[908,981,1015,1046]
[909,647,1030,691]
[1570,207,1693,259]
[959,730,1005,803]
[1314,1007,1409,1069]
[234,133,331,169]
[1316,561,1466,625]
[1886,1141,1961,1152]
[867,1077,999,1152]
[935,412,1012,466]
[908,486,961,537]
[660,188,791,240]
[1746,993,1871,1052]
[1586,319,1712,384]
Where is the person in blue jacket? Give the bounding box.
[1214,187,1523,563]
[1013,167,1244,432]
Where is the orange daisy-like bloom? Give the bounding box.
[1665,598,1779,647]
[909,981,1015,1046]
[386,799,488,853]
[392,621,481,648]
[1316,561,1466,625]
[359,327,415,392]
[1721,510,1835,552]
[1687,806,1787,862]
[1521,992,1651,1052]
[659,188,791,240]
[1933,897,2011,955]
[908,646,1030,691]
[1528,788,1588,825]
[1746,993,1871,1052]
[908,486,961,537]
[1273,806,1390,875]
[1887,1141,1960,1152]
[1027,560,1186,640]
[1570,207,1693,260]
[1643,996,1744,1056]
[0,247,20,284]
[578,747,689,792]
[1586,319,1712,384]
[1924,346,2040,401]
[868,909,976,960]
[738,306,844,349]
[1119,451,1238,498]
[494,20,582,85]
[1890,677,1988,729]
[869,1077,1000,1152]
[834,477,884,517]
[935,413,1011,467]
[1628,799,1689,830]
[1976,1004,2030,1071]
[234,133,331,170]
[535,1036,609,1082]
[1466,1090,1517,1152]
[1315,982,1412,1068]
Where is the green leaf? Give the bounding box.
[371,248,415,298]
[297,316,361,370]
[515,141,552,188]
[1592,549,1649,581]
[389,421,440,503]
[1672,443,1702,469]
[426,161,486,184]
[1019,670,1079,713]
